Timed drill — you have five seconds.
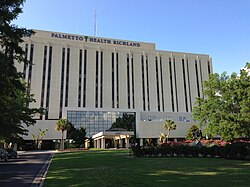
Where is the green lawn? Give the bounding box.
[44,149,250,187]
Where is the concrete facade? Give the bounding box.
[92,130,134,149]
[16,29,212,141]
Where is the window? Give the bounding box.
[186,59,192,111]
[164,116,172,120]
[45,46,52,119]
[169,58,174,112]
[116,52,119,108]
[199,60,203,87]
[182,59,188,112]
[111,52,115,108]
[148,116,156,121]
[208,61,211,75]
[83,50,87,107]
[127,54,130,108]
[141,55,145,111]
[78,49,82,107]
[195,60,200,98]
[131,54,135,109]
[23,44,28,79]
[27,44,34,88]
[65,48,70,107]
[100,51,103,108]
[27,44,34,107]
[59,47,65,118]
[146,55,150,111]
[183,116,187,122]
[160,57,164,111]
[173,58,178,112]
[199,60,203,98]
[179,116,183,122]
[95,51,99,108]
[67,111,135,137]
[155,56,160,111]
[40,46,47,119]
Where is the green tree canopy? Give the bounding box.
[185,125,201,140]
[111,113,135,131]
[32,128,48,150]
[163,119,176,142]
[67,125,86,148]
[192,63,250,141]
[0,0,40,142]
[56,118,71,150]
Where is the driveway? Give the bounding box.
[0,150,54,187]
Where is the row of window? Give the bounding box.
[145,116,191,122]
[23,44,211,119]
[67,111,135,137]
[23,44,34,107]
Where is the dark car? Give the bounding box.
[5,148,17,159]
[0,148,8,162]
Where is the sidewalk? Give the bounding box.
[17,150,56,187]
[31,152,54,187]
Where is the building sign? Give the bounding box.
[51,33,141,47]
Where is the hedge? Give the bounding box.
[131,141,250,160]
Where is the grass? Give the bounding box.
[44,149,250,187]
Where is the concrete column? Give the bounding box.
[158,138,161,145]
[125,136,129,149]
[119,136,123,148]
[140,138,143,146]
[114,140,118,148]
[101,137,105,149]
[97,139,100,148]
[13,143,18,152]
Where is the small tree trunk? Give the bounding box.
[61,130,64,151]
[167,130,170,142]
[38,140,42,150]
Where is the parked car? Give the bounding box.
[0,148,8,162]
[5,148,17,159]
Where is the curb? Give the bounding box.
[31,153,54,187]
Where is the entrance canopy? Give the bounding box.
[92,128,134,149]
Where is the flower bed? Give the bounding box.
[131,141,250,160]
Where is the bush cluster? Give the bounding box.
[131,141,250,160]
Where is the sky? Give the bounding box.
[13,0,250,74]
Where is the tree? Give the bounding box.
[32,128,48,150]
[111,113,135,131]
[0,0,41,142]
[67,124,86,148]
[185,125,201,140]
[192,63,250,141]
[56,118,71,151]
[72,127,86,148]
[159,132,166,143]
[163,119,176,142]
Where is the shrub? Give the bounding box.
[208,145,221,157]
[41,140,55,150]
[190,146,199,157]
[131,141,250,160]
[131,144,142,157]
[159,143,172,156]
[222,142,250,160]
[185,125,200,140]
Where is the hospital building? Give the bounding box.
[16,30,212,147]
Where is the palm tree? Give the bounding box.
[159,132,166,143]
[32,128,48,150]
[56,118,71,151]
[163,119,176,142]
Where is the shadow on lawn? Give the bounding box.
[44,150,250,187]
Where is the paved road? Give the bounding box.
[0,151,53,187]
